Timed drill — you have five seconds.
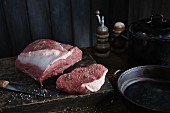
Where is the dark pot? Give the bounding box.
[126,15,170,66]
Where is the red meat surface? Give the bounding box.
[15,39,82,83]
[56,64,108,94]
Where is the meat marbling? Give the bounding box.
[15,39,82,83]
[56,64,108,94]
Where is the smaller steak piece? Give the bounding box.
[56,64,108,94]
[15,39,82,83]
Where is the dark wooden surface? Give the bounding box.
[26,0,52,40]
[49,0,73,44]
[0,0,12,58]
[71,0,91,47]
[2,0,32,56]
[87,47,131,113]
[0,47,132,113]
[1,0,170,58]
[0,49,114,113]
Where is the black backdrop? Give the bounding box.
[0,0,170,58]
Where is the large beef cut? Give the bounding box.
[15,39,82,83]
[56,64,108,94]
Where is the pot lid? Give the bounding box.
[129,15,170,40]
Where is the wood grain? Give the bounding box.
[26,0,52,41]
[49,0,73,45]
[128,0,163,24]
[161,0,170,19]
[0,0,170,58]
[0,0,12,58]
[71,0,91,47]
[0,49,113,113]
[2,0,31,56]
[109,0,129,26]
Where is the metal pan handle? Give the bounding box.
[113,69,124,80]
[146,14,167,27]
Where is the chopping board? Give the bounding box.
[0,48,114,113]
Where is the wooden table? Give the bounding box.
[87,47,131,113]
[0,48,132,113]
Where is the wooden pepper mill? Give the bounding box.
[94,10,110,58]
[111,22,127,53]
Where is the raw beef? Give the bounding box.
[15,39,82,83]
[56,64,108,94]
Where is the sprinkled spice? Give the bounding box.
[83,75,89,79]
[89,71,94,75]
[78,70,84,73]
[64,75,73,81]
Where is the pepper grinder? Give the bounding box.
[111,22,127,53]
[94,10,110,58]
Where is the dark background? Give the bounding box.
[0,0,170,58]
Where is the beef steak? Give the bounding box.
[56,64,108,94]
[15,39,82,83]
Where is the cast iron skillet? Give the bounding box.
[116,65,170,113]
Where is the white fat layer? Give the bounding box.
[18,49,73,70]
[56,42,65,51]
[82,69,108,92]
